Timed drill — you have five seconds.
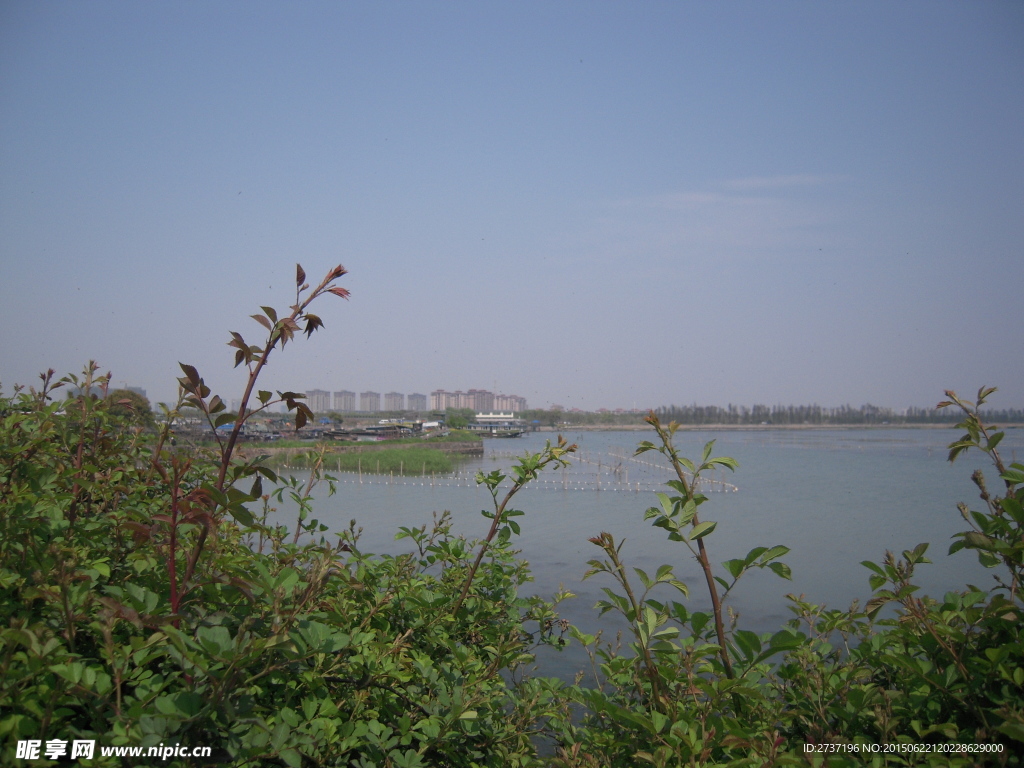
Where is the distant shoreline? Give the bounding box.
[535,423,1021,432]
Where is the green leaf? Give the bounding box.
[986,431,1005,452]
[999,496,1024,524]
[861,560,886,576]
[996,720,1024,743]
[228,504,255,527]
[155,692,204,718]
[767,561,792,580]
[1000,467,1024,485]
[733,629,761,659]
[655,492,675,518]
[690,520,717,539]
[708,456,739,471]
[962,531,1001,552]
[768,629,804,651]
[701,440,715,463]
[197,625,232,656]
[634,568,653,589]
[760,545,790,562]
[743,547,768,565]
[723,558,745,579]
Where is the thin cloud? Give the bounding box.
[611,190,772,210]
[721,174,840,191]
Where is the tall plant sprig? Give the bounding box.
[178,263,349,488]
[172,263,349,590]
[636,413,738,677]
[451,437,576,615]
[938,386,1023,601]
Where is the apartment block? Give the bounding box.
[306,389,331,413]
[430,389,526,413]
[360,391,381,412]
[333,390,356,412]
[383,391,404,411]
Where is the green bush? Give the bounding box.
[546,395,1023,766]
[0,267,572,767]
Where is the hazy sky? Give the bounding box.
[2,1,1022,411]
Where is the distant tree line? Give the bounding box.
[512,403,1024,427]
[651,402,1024,425]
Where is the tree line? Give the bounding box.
[652,402,1024,425]
[516,403,1024,426]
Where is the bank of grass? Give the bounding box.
[244,429,480,449]
[282,445,456,474]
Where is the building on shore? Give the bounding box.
[307,389,331,413]
[430,388,526,412]
[466,412,526,437]
[494,393,528,412]
[333,390,356,412]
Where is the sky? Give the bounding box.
[1,1,1022,412]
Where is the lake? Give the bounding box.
[272,426,1023,677]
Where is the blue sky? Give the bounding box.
[2,1,1022,411]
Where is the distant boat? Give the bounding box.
[466,411,525,438]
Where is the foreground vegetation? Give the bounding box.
[2,266,1021,766]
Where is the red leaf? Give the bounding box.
[296,263,306,287]
[328,286,351,299]
[178,363,200,388]
[251,314,273,331]
[304,314,324,338]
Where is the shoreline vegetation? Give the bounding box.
[534,422,1012,431]
[265,445,467,474]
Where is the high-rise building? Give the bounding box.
[494,393,528,412]
[430,390,450,411]
[468,389,494,411]
[407,393,427,411]
[333,390,356,411]
[431,388,525,412]
[384,392,404,411]
[307,389,331,413]
[360,391,380,412]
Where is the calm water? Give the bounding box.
[273,427,1023,677]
